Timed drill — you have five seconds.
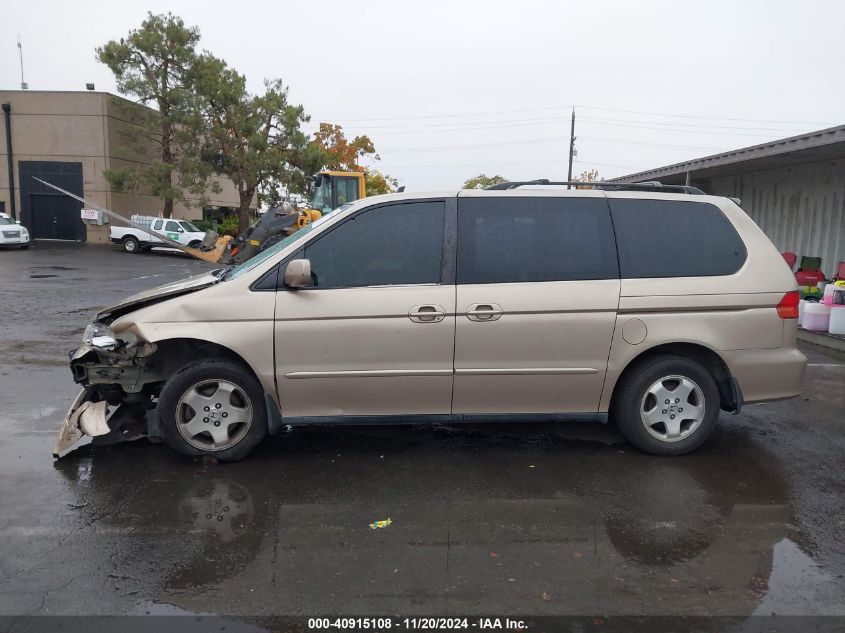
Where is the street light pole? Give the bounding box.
[17,35,28,90]
[567,108,575,189]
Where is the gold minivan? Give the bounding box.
[55,183,807,461]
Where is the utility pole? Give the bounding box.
[566,107,575,189]
[17,35,28,90]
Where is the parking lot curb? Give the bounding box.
[797,328,845,354]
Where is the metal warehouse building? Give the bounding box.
[0,90,243,243]
[612,125,845,276]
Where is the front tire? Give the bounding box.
[612,355,720,456]
[122,236,141,254]
[157,359,268,461]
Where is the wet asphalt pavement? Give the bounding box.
[0,242,844,619]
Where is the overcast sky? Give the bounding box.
[3,0,844,190]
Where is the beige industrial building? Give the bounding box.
[0,90,244,243]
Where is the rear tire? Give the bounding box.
[122,236,141,254]
[612,355,720,456]
[157,359,268,462]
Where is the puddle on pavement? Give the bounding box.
[39,425,842,616]
[754,538,844,615]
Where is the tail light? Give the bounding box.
[776,290,800,319]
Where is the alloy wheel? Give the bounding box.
[176,379,253,451]
[639,374,705,443]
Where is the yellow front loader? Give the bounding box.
[211,170,368,264]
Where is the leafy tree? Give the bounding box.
[463,174,508,189]
[573,168,602,189]
[365,169,399,195]
[297,123,398,199]
[190,54,310,233]
[310,123,377,171]
[97,13,203,217]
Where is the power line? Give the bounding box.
[313,104,834,127]
[577,118,810,138]
[325,116,817,138]
[576,105,833,126]
[379,135,571,153]
[379,134,726,154]
[333,113,816,134]
[578,115,812,134]
[315,105,575,123]
[338,118,571,135]
[574,159,642,170]
[386,159,570,169]
[324,115,573,131]
[580,135,725,151]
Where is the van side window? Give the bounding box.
[165,220,181,232]
[303,201,445,288]
[457,197,618,284]
[153,220,163,230]
[609,199,747,278]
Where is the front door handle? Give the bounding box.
[466,303,503,322]
[409,304,446,323]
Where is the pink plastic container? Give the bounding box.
[829,306,845,336]
[803,303,830,332]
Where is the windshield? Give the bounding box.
[0,216,16,225]
[311,178,333,214]
[224,204,353,281]
[179,221,200,232]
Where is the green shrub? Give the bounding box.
[217,214,240,237]
[193,219,217,232]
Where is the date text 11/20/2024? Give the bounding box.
[307,618,527,630]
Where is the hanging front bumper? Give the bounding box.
[52,387,111,458]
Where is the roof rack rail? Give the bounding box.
[483,179,706,195]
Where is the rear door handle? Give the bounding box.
[409,304,446,323]
[466,303,503,322]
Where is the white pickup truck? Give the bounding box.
[109,216,207,254]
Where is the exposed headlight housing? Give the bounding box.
[82,322,117,350]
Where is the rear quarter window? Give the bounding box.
[609,199,747,278]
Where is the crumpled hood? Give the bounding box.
[97,271,221,322]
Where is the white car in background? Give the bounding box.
[0,213,30,249]
[109,216,207,254]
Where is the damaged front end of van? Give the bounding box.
[53,272,221,458]
[53,325,161,457]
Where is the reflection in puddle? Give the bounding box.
[179,480,255,542]
[754,539,844,615]
[47,426,843,616]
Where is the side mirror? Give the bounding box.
[284,259,313,288]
